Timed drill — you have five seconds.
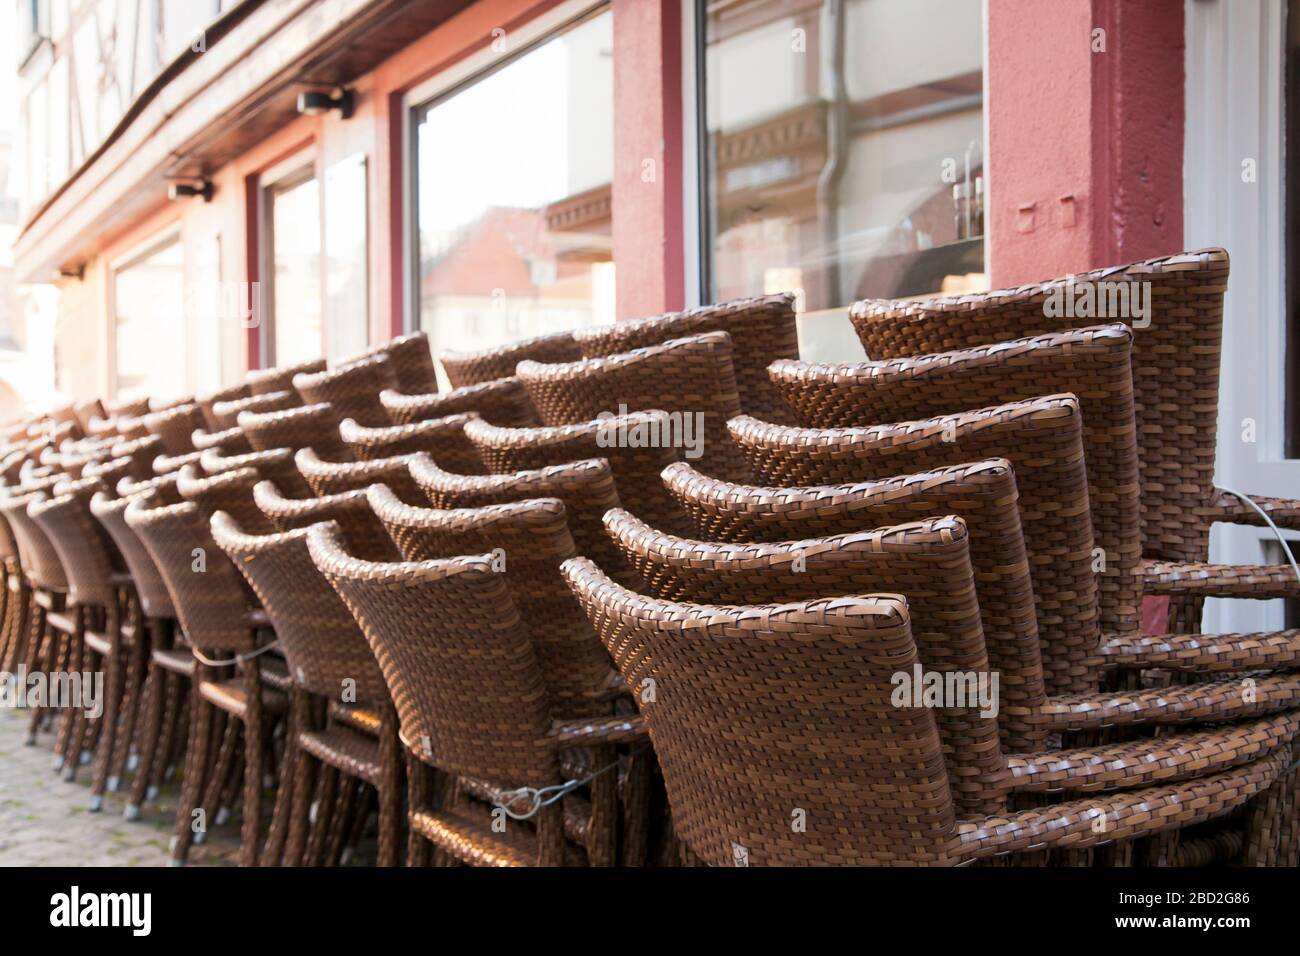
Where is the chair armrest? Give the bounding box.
[549,715,647,747]
[1206,487,1300,532]
[960,747,1289,861]
[1100,629,1300,672]
[1141,559,1300,598]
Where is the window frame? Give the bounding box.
[258,148,321,368]
[400,0,611,337]
[108,225,184,400]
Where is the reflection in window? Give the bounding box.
[114,237,185,401]
[701,0,986,315]
[324,153,369,361]
[413,8,615,377]
[268,169,323,368]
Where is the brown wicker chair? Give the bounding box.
[295,448,424,505]
[367,485,619,720]
[562,557,1295,866]
[574,294,799,424]
[211,511,401,866]
[253,480,399,562]
[307,522,647,866]
[238,403,350,461]
[408,453,628,579]
[440,329,582,389]
[210,390,300,432]
[125,494,286,866]
[247,359,327,397]
[110,435,165,482]
[464,411,689,536]
[517,331,748,481]
[196,383,251,431]
[176,464,273,534]
[380,376,538,427]
[191,424,253,456]
[72,399,107,433]
[342,331,437,396]
[141,404,204,456]
[293,354,396,428]
[90,484,187,820]
[200,446,313,499]
[339,414,484,474]
[107,397,153,420]
[27,479,130,808]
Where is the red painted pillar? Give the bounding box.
[610,0,685,320]
[987,0,1184,286]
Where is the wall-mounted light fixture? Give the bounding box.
[297,87,354,119]
[168,180,214,202]
[55,265,85,281]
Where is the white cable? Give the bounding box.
[190,642,281,668]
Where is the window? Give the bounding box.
[264,164,323,368]
[698,0,986,315]
[412,6,615,373]
[1287,0,1300,457]
[113,235,185,401]
[324,153,369,361]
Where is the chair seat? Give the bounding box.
[260,653,292,692]
[328,701,382,736]
[151,646,195,677]
[409,801,586,867]
[199,677,288,719]
[83,628,113,656]
[298,724,382,785]
[45,610,76,635]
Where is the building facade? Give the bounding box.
[8,0,1299,631]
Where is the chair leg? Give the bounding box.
[285,750,317,867]
[325,777,360,865]
[405,749,430,867]
[239,664,265,867]
[202,716,241,825]
[262,697,298,866]
[305,764,339,867]
[125,664,166,819]
[171,683,214,866]
[155,674,188,790]
[586,743,618,867]
[89,605,124,808]
[108,606,150,793]
[621,746,652,867]
[376,708,401,867]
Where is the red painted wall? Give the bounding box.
[611,0,685,320]
[987,0,1184,286]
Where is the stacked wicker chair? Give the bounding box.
[2,272,1297,868]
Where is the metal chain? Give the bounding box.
[493,745,647,821]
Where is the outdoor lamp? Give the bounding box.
[168,180,214,202]
[297,87,355,119]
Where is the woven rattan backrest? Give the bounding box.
[237,402,349,460]
[0,504,18,564]
[191,425,252,455]
[574,294,800,423]
[254,480,398,561]
[380,376,538,427]
[90,490,175,619]
[1,491,67,590]
[409,453,627,576]
[768,325,1140,642]
[729,396,1102,694]
[295,448,424,504]
[111,435,164,481]
[82,456,134,489]
[660,457,1045,751]
[107,397,152,419]
[607,511,1008,816]
[153,450,205,476]
[141,403,204,456]
[464,412,689,535]
[343,331,437,395]
[339,414,484,473]
[196,383,251,430]
[441,330,582,388]
[246,358,327,396]
[72,399,107,432]
[211,511,387,700]
[210,390,299,431]
[368,485,613,716]
[27,481,120,606]
[518,331,748,480]
[851,249,1228,564]
[117,472,182,503]
[200,446,312,498]
[125,494,256,652]
[177,464,272,533]
[563,557,959,866]
[293,355,396,428]
[307,523,560,786]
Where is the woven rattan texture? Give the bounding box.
[380,376,539,427]
[441,330,582,389]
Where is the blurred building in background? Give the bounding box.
[4,1,1297,628]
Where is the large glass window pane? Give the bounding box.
[701,0,986,316]
[114,237,185,401]
[413,8,615,372]
[324,153,369,361]
[268,169,323,367]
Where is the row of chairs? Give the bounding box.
[1,245,1299,865]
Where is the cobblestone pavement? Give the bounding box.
[0,706,240,867]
